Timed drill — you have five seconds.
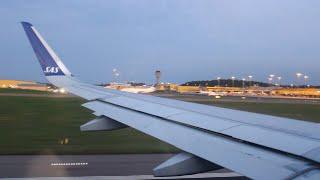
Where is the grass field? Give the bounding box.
[0,93,319,155]
[182,99,320,123]
[212,102,320,123]
[0,88,52,94]
[0,96,177,155]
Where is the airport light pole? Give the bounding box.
[269,74,275,84]
[304,75,309,87]
[242,78,246,89]
[277,76,282,86]
[217,77,221,87]
[296,73,303,87]
[268,77,273,86]
[231,76,235,87]
[248,75,253,87]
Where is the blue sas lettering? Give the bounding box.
[44,66,59,73]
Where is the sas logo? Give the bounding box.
[44,66,59,73]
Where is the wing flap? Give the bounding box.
[82,100,316,180]
[222,125,320,156]
[97,95,320,163]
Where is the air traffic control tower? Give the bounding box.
[155,70,161,86]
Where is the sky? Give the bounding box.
[0,0,320,85]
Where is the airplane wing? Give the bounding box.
[21,22,320,179]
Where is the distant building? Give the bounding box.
[274,88,320,98]
[176,86,200,93]
[0,79,48,91]
[0,80,34,88]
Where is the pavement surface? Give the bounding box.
[2,91,320,104]
[0,154,245,179]
[152,92,320,104]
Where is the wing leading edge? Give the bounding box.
[22,22,320,179]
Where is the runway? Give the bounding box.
[0,154,245,179]
[152,92,320,104]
